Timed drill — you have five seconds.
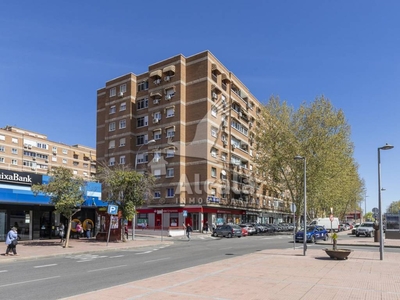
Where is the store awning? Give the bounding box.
[163,65,175,73]
[150,91,162,97]
[149,69,162,78]
[221,73,230,82]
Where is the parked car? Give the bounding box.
[351,223,360,235]
[213,224,242,238]
[356,222,375,237]
[339,224,350,231]
[295,225,329,243]
[240,224,256,235]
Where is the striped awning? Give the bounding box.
[149,70,162,78]
[221,73,230,82]
[150,91,162,97]
[163,65,175,73]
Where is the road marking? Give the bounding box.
[0,270,8,273]
[0,276,60,288]
[109,255,124,258]
[87,265,127,273]
[144,257,170,264]
[136,251,152,254]
[34,264,57,268]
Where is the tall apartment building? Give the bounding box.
[0,126,103,241]
[96,51,291,231]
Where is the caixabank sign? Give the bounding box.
[0,169,42,186]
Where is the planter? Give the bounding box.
[323,248,353,260]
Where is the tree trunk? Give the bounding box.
[64,216,72,248]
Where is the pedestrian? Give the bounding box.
[76,223,82,239]
[186,223,193,241]
[203,221,209,233]
[86,222,92,239]
[59,223,65,244]
[4,227,18,256]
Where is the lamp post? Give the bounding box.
[364,195,368,222]
[294,155,307,256]
[132,139,156,240]
[378,143,394,261]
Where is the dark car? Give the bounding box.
[295,225,329,243]
[213,224,242,238]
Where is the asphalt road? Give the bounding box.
[0,234,398,300]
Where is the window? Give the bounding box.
[110,87,116,97]
[120,102,126,111]
[120,84,126,93]
[231,136,241,149]
[211,126,218,137]
[153,112,161,122]
[83,163,89,168]
[166,127,175,138]
[154,191,161,198]
[0,146,4,152]
[166,107,174,117]
[166,188,175,198]
[153,169,161,178]
[109,140,115,149]
[0,135,4,141]
[136,153,149,164]
[211,167,217,177]
[119,156,126,165]
[37,143,48,150]
[166,149,174,158]
[231,120,248,136]
[11,159,17,165]
[166,168,174,177]
[211,106,217,117]
[165,87,175,100]
[231,155,241,166]
[109,122,116,132]
[52,146,57,153]
[119,138,126,147]
[109,105,116,114]
[138,81,149,91]
[0,157,4,163]
[12,138,18,144]
[137,116,148,127]
[52,156,57,162]
[109,157,115,166]
[154,130,161,140]
[211,148,218,158]
[62,158,67,164]
[62,149,68,154]
[153,151,161,163]
[137,134,148,145]
[119,119,126,129]
[211,188,216,196]
[137,98,148,110]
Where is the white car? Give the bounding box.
[356,222,375,237]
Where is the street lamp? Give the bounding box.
[378,143,394,261]
[132,139,156,240]
[294,155,307,256]
[364,195,368,222]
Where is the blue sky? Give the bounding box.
[1,1,399,213]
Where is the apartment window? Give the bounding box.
[110,87,116,97]
[153,112,161,122]
[137,116,148,127]
[137,98,148,110]
[37,143,48,150]
[154,191,161,198]
[231,136,241,149]
[0,146,4,152]
[231,120,248,136]
[211,148,218,158]
[166,168,174,178]
[120,102,126,111]
[52,146,57,153]
[109,105,116,114]
[136,153,148,164]
[165,87,175,100]
[120,84,127,93]
[109,122,116,132]
[62,159,67,164]
[153,151,161,162]
[11,159,17,165]
[0,157,4,163]
[73,162,79,166]
[119,119,126,129]
[166,188,175,198]
[166,149,174,158]
[138,81,149,91]
[166,127,175,138]
[0,135,4,141]
[119,138,126,147]
[211,167,217,178]
[119,156,126,165]
[211,127,218,138]
[62,149,68,154]
[12,138,18,144]
[231,155,241,166]
[83,172,88,177]
[166,107,174,117]
[211,106,218,117]
[211,188,217,196]
[109,157,115,166]
[136,134,148,146]
[154,130,161,140]
[109,140,115,149]
[153,169,161,178]
[52,156,57,162]
[83,163,89,168]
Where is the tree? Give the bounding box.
[96,163,155,241]
[386,200,400,214]
[31,167,85,248]
[364,212,374,221]
[254,96,364,225]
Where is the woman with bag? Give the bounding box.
[4,226,18,256]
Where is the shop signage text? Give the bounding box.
[0,169,42,186]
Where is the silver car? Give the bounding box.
[213,224,242,238]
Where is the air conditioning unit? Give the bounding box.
[164,76,170,82]
[154,79,161,85]
[222,140,227,146]
[32,157,36,160]
[153,99,159,104]
[153,118,160,123]
[23,143,28,148]
[45,160,48,163]
[212,92,218,100]
[52,151,57,155]
[119,92,124,97]
[165,95,172,100]
[31,167,36,171]
[232,144,237,149]
[222,121,227,128]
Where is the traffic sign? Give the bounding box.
[183,210,187,217]
[290,203,297,213]
[107,205,118,215]
[329,214,334,222]
[372,207,379,214]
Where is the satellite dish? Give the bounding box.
[221,170,226,176]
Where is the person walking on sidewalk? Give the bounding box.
[59,223,66,245]
[186,224,193,241]
[86,222,92,239]
[76,223,82,239]
[4,226,18,256]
